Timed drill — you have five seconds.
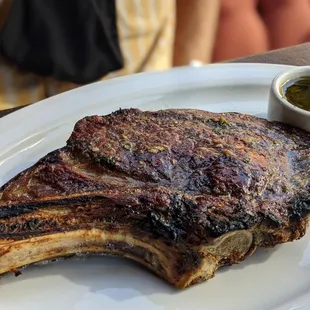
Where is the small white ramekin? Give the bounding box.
[267,66,310,132]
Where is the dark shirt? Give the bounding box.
[0,0,124,84]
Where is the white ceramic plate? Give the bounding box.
[0,63,309,310]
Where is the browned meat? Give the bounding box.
[0,108,310,288]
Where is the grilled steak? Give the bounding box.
[0,108,310,288]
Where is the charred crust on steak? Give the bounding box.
[0,108,310,287]
[1,109,310,235]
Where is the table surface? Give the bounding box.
[1,43,310,118]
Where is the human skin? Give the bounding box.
[212,0,310,62]
[173,0,220,65]
[212,0,269,62]
[259,0,310,49]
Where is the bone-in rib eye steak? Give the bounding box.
[0,108,310,288]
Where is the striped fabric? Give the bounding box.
[0,0,175,110]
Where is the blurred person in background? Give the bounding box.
[0,0,219,110]
[212,0,310,62]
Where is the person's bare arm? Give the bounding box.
[173,0,220,66]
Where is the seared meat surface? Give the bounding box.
[0,108,310,288]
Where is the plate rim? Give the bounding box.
[0,62,294,121]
